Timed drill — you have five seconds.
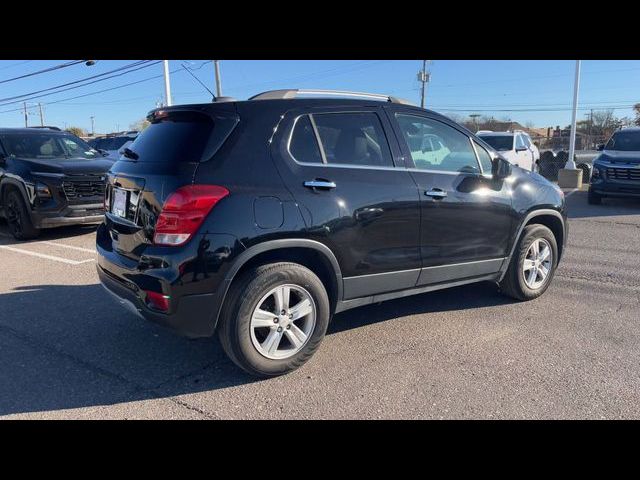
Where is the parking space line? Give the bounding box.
[0,245,95,265]
[41,241,96,254]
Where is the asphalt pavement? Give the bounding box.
[1,191,639,419]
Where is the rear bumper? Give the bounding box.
[97,262,218,338]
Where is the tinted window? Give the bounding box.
[289,115,322,163]
[479,135,513,151]
[473,140,493,174]
[605,131,640,151]
[0,133,98,160]
[396,114,480,174]
[126,111,214,163]
[313,112,393,167]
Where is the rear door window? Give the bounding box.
[312,112,393,168]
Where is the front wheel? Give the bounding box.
[4,189,39,240]
[217,262,330,377]
[500,224,558,301]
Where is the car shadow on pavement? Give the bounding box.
[0,218,99,245]
[0,280,514,417]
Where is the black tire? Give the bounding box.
[4,189,39,240]
[217,262,330,377]
[499,224,558,301]
[588,188,602,205]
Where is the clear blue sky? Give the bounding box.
[0,60,638,133]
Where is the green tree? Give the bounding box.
[65,126,86,137]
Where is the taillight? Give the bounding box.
[145,290,170,312]
[153,185,229,246]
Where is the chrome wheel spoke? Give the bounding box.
[252,308,276,328]
[262,328,283,355]
[538,264,549,279]
[523,259,536,271]
[527,267,538,285]
[289,298,313,321]
[538,246,551,262]
[285,324,307,349]
[274,286,290,313]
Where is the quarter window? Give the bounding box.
[289,115,323,164]
[395,114,480,174]
[473,140,494,174]
[312,112,393,167]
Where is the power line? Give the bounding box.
[0,60,34,71]
[0,60,159,106]
[0,60,86,85]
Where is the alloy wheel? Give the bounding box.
[522,238,553,290]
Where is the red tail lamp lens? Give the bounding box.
[145,290,170,312]
[153,185,229,246]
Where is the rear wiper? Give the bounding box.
[122,147,139,160]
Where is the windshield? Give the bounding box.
[0,133,99,160]
[478,135,513,151]
[605,131,640,152]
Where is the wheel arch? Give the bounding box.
[0,177,31,208]
[210,239,344,331]
[500,209,566,281]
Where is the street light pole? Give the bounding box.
[23,102,28,127]
[214,60,222,97]
[38,103,44,127]
[90,116,95,136]
[163,60,172,107]
[566,60,581,169]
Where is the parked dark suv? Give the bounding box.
[97,89,567,377]
[0,128,112,239]
[589,127,640,204]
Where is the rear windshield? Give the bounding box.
[0,133,99,160]
[124,111,215,163]
[478,135,513,151]
[605,131,640,152]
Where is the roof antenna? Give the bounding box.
[181,62,216,101]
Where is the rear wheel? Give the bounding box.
[500,224,558,301]
[217,262,330,377]
[4,189,39,240]
[588,188,603,205]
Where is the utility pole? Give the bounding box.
[163,60,172,107]
[469,114,481,133]
[566,60,581,170]
[418,60,431,108]
[23,102,28,127]
[38,103,44,127]
[214,60,222,98]
[90,116,95,136]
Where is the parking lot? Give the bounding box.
[1,190,639,419]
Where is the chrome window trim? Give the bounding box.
[470,139,494,178]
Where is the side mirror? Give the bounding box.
[515,146,528,152]
[492,157,512,179]
[596,144,605,151]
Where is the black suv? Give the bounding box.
[589,127,640,204]
[97,89,567,377]
[0,128,112,239]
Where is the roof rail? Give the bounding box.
[249,89,415,106]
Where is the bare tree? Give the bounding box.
[634,103,640,126]
[65,126,85,137]
[129,119,150,131]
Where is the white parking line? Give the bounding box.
[0,245,95,265]
[41,241,96,254]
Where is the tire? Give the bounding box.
[588,188,602,205]
[4,189,39,240]
[499,224,558,301]
[217,262,330,377]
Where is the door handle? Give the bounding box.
[425,188,447,199]
[304,179,336,190]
